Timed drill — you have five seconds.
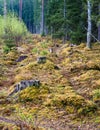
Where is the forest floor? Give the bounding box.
[0,35,100,130]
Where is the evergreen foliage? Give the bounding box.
[0,0,100,44]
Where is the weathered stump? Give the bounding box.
[37,56,46,64]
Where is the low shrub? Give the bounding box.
[0,14,28,44]
[3,39,16,53]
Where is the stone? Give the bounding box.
[49,48,53,53]
[69,43,77,47]
[37,56,46,64]
[16,55,28,62]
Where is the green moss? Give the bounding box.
[40,50,49,56]
[19,85,49,103]
[32,47,39,54]
[92,89,100,105]
[43,60,56,70]
[0,37,100,129]
[66,106,75,114]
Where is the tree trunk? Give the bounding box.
[63,0,67,43]
[4,0,7,19]
[87,0,92,48]
[10,0,14,12]
[19,0,22,20]
[98,3,100,41]
[41,0,45,35]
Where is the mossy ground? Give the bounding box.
[0,35,100,130]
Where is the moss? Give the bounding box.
[96,79,100,86]
[14,60,58,82]
[19,85,49,103]
[78,100,97,115]
[86,60,100,70]
[66,106,75,114]
[77,70,100,81]
[0,37,100,128]
[84,47,91,51]
[78,43,86,48]
[7,50,18,58]
[43,60,56,70]
[61,47,72,56]
[43,87,97,115]
[4,60,16,65]
[17,60,56,72]
[94,116,100,123]
[62,58,71,66]
[23,62,37,70]
[15,73,33,82]
[92,89,100,105]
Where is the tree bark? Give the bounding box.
[98,3,100,41]
[64,0,66,18]
[4,0,7,19]
[10,0,14,12]
[63,0,67,43]
[41,0,45,35]
[87,0,92,48]
[19,0,22,20]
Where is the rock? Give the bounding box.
[8,80,40,97]
[37,56,46,64]
[49,48,53,53]
[16,55,28,62]
[54,65,60,70]
[69,43,77,47]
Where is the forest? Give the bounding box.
[0,0,100,130]
[0,0,100,45]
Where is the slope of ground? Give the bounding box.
[0,35,100,130]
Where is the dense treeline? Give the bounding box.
[0,0,100,45]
